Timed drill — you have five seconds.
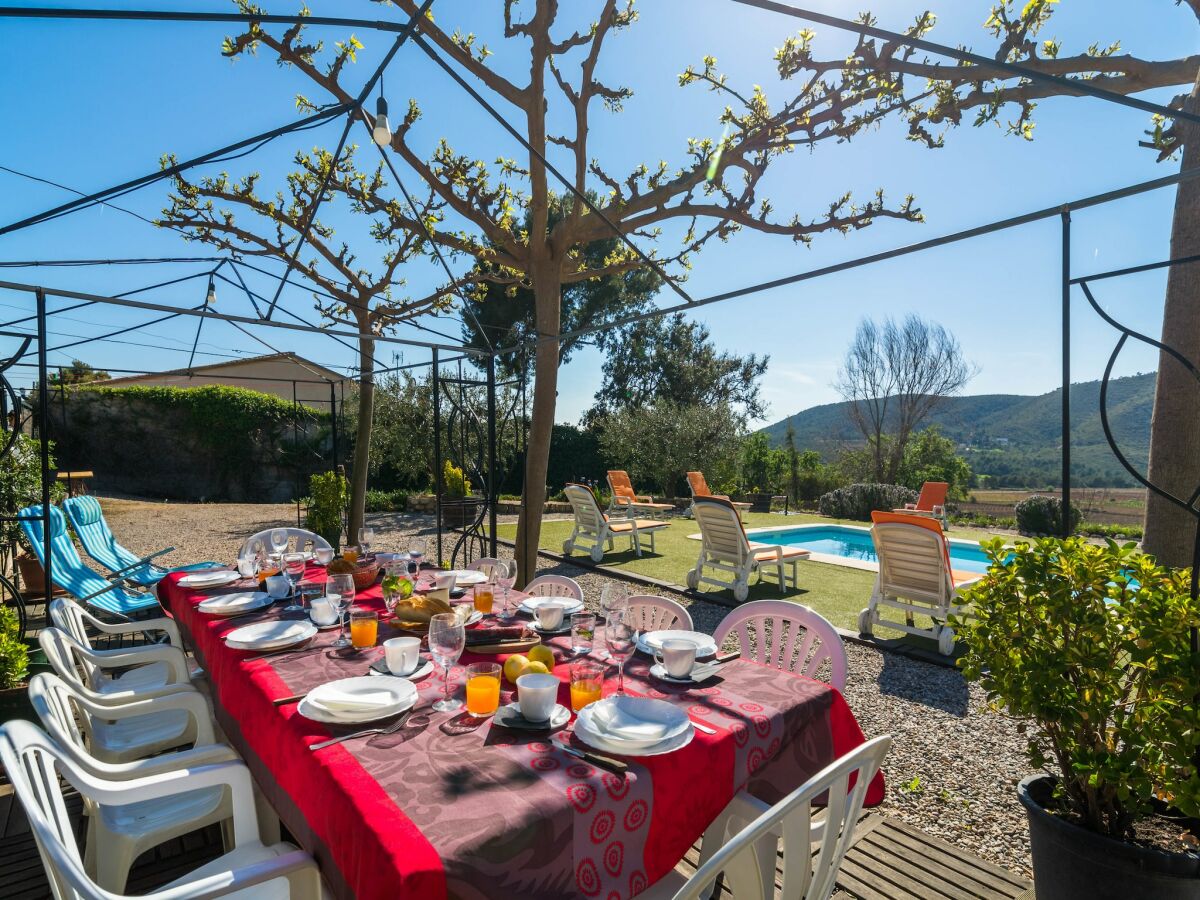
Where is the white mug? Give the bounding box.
[535,602,566,631]
[516,672,560,722]
[308,597,339,627]
[655,638,698,679]
[384,637,422,676]
[265,574,290,599]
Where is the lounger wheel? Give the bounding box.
[589,545,604,563]
[562,541,573,554]
[937,625,956,656]
[686,568,699,590]
[733,582,749,603]
[857,608,874,637]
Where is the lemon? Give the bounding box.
[527,645,556,672]
[503,654,530,683]
[522,661,551,677]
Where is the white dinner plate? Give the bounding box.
[575,695,692,750]
[225,619,317,651]
[197,591,273,617]
[299,675,417,724]
[179,569,240,588]
[636,630,718,658]
[443,569,489,586]
[519,596,584,616]
[573,717,695,757]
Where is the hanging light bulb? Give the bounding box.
[373,94,392,147]
[206,275,217,305]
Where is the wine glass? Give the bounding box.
[605,607,636,697]
[282,552,307,612]
[428,612,466,713]
[598,583,628,659]
[495,559,517,621]
[326,573,355,648]
[270,528,289,556]
[358,526,375,556]
[407,537,426,578]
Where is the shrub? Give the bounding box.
[818,483,917,521]
[1014,494,1081,535]
[954,538,1200,837]
[304,471,347,550]
[365,489,410,512]
[0,604,28,690]
[442,461,471,498]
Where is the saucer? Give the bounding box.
[493,702,571,731]
[369,657,434,680]
[649,662,710,684]
[532,623,571,636]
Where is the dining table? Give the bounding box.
[160,561,885,900]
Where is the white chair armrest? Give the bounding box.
[88,642,191,684]
[75,688,216,746]
[82,610,183,649]
[145,848,322,900]
[93,742,239,780]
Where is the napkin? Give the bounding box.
[185,570,233,584]
[464,625,531,646]
[310,686,397,713]
[588,701,674,742]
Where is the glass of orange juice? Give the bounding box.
[349,607,378,649]
[569,660,605,712]
[465,662,501,717]
[473,582,494,615]
[342,546,360,565]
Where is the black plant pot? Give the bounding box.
[1018,774,1200,900]
[440,497,481,530]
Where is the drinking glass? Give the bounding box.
[282,551,306,612]
[358,526,375,556]
[570,660,605,712]
[327,573,355,648]
[464,661,501,717]
[495,559,517,621]
[473,581,494,615]
[349,608,378,649]
[408,538,426,575]
[314,546,334,566]
[598,583,628,659]
[428,612,466,713]
[570,612,597,656]
[605,607,636,697]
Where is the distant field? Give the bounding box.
[966,488,1146,525]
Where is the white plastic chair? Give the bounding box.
[523,574,585,602]
[51,595,203,682]
[29,672,239,892]
[0,719,325,900]
[636,735,891,900]
[239,528,331,560]
[687,497,809,601]
[39,625,193,701]
[467,557,505,579]
[626,594,694,632]
[715,600,847,692]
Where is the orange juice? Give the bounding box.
[350,615,378,649]
[466,674,501,716]
[473,588,494,614]
[342,547,360,564]
[570,679,603,712]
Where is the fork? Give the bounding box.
[309,711,412,751]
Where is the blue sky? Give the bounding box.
[0,0,1194,428]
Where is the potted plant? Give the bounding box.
[0,603,29,698]
[439,460,479,529]
[304,470,348,551]
[954,537,1200,900]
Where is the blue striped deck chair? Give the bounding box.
[62,495,220,587]
[17,505,160,617]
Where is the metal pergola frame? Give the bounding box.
[0,0,1197,610]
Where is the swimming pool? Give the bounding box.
[747,524,992,574]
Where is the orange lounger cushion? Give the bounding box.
[753,547,810,562]
[608,519,669,533]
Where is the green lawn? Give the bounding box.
[500,512,1009,635]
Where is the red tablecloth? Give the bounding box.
[161,566,883,900]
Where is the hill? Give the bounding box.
[759,372,1155,488]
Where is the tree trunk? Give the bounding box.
[348,334,376,547]
[1143,83,1200,567]
[514,261,561,586]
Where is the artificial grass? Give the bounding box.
[499,511,1007,635]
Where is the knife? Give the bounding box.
[552,738,628,777]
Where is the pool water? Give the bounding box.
[749,525,992,574]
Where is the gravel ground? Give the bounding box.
[102,496,1033,879]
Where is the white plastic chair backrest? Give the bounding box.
[38,627,98,691]
[693,497,750,564]
[468,558,504,579]
[626,594,693,632]
[673,735,891,900]
[715,600,847,691]
[28,672,93,763]
[564,484,605,532]
[49,598,94,652]
[523,575,584,602]
[239,527,332,559]
[872,522,952,602]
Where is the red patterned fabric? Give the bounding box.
[162,566,883,899]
